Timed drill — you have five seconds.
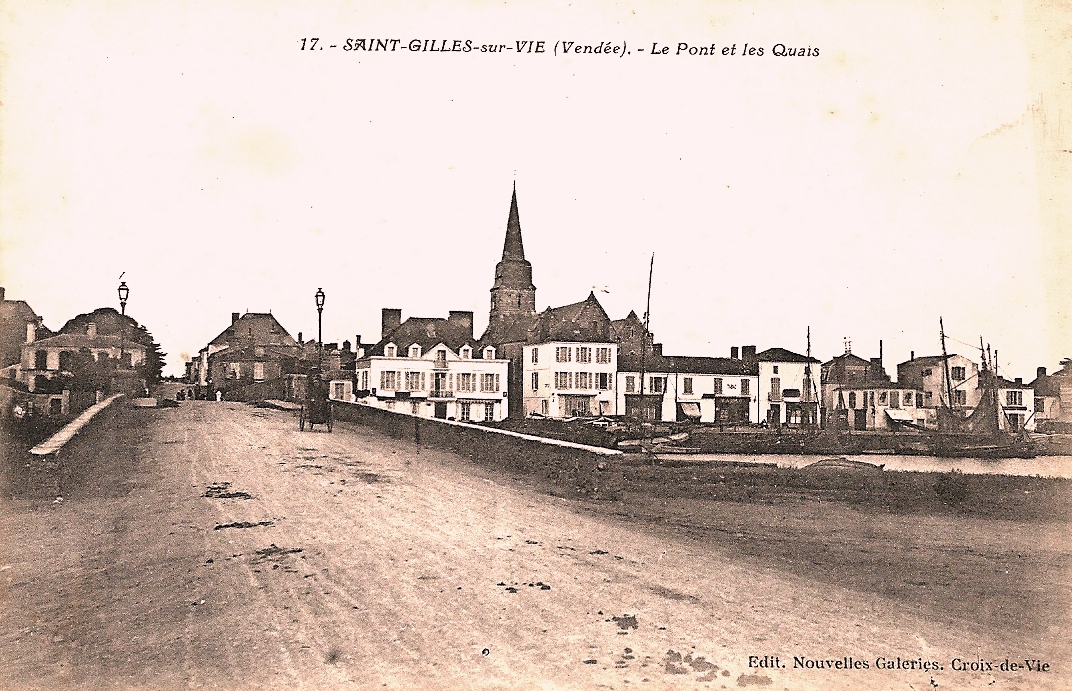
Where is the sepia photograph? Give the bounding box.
[1,1,1069,689]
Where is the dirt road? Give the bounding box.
[0,402,1067,690]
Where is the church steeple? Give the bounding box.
[488,183,536,326]
[502,182,525,261]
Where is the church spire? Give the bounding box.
[502,181,525,261]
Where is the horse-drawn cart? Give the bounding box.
[299,388,333,432]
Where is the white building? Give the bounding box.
[616,353,759,424]
[351,309,510,422]
[756,347,821,426]
[996,376,1035,432]
[525,341,617,417]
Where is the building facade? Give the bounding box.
[353,309,510,422]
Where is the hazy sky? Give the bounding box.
[1,0,1068,378]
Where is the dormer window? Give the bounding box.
[409,344,422,358]
[385,344,397,358]
[484,346,496,359]
[460,346,472,359]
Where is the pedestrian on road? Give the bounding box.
[215,389,222,402]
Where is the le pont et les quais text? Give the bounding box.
[297,38,819,58]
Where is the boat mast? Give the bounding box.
[940,317,954,409]
[638,253,654,423]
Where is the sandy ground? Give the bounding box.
[0,401,1068,690]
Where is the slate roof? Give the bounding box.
[27,332,146,351]
[618,353,757,376]
[529,292,613,343]
[209,313,297,348]
[369,316,479,357]
[756,347,820,364]
[897,354,955,368]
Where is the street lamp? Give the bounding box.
[118,281,129,316]
[117,280,129,376]
[315,287,325,369]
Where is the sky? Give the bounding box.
[1,0,1069,379]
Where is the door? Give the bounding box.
[767,404,781,425]
[434,402,447,419]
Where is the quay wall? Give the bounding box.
[330,400,624,499]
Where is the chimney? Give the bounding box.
[742,345,757,361]
[87,323,97,339]
[1038,366,1047,378]
[298,332,303,344]
[911,351,915,361]
[26,322,35,344]
[1015,377,1023,386]
[343,340,351,352]
[448,310,474,339]
[232,312,240,324]
[879,339,883,367]
[354,335,362,347]
[381,308,402,338]
[652,343,663,356]
[731,346,739,359]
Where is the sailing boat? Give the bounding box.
[928,319,1036,459]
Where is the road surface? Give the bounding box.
[0,401,1067,690]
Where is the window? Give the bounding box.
[712,378,722,395]
[484,346,496,359]
[596,347,612,364]
[1006,390,1023,406]
[385,345,396,358]
[556,347,571,363]
[879,391,887,404]
[457,373,475,392]
[597,372,611,390]
[435,349,448,367]
[576,372,592,389]
[380,371,399,390]
[650,376,664,394]
[902,392,913,407]
[1035,398,1045,413]
[541,399,549,415]
[460,346,471,359]
[459,402,471,421]
[481,373,501,392]
[683,377,693,395]
[405,371,424,391]
[848,391,857,408]
[773,365,779,374]
[889,391,900,409]
[253,362,265,381]
[484,402,495,421]
[35,350,47,370]
[951,366,966,381]
[952,389,967,406]
[741,379,750,396]
[916,393,924,407]
[921,368,932,377]
[531,372,539,391]
[770,377,781,398]
[576,347,591,363]
[625,375,635,393]
[925,391,933,403]
[555,372,571,389]
[409,344,421,358]
[531,347,538,364]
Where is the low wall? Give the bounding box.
[331,400,624,499]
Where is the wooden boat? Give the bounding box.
[803,457,885,472]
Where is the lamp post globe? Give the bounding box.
[118,281,130,316]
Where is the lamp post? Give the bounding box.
[117,281,129,385]
[315,287,325,370]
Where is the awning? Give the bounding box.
[884,408,915,422]
[680,402,701,419]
